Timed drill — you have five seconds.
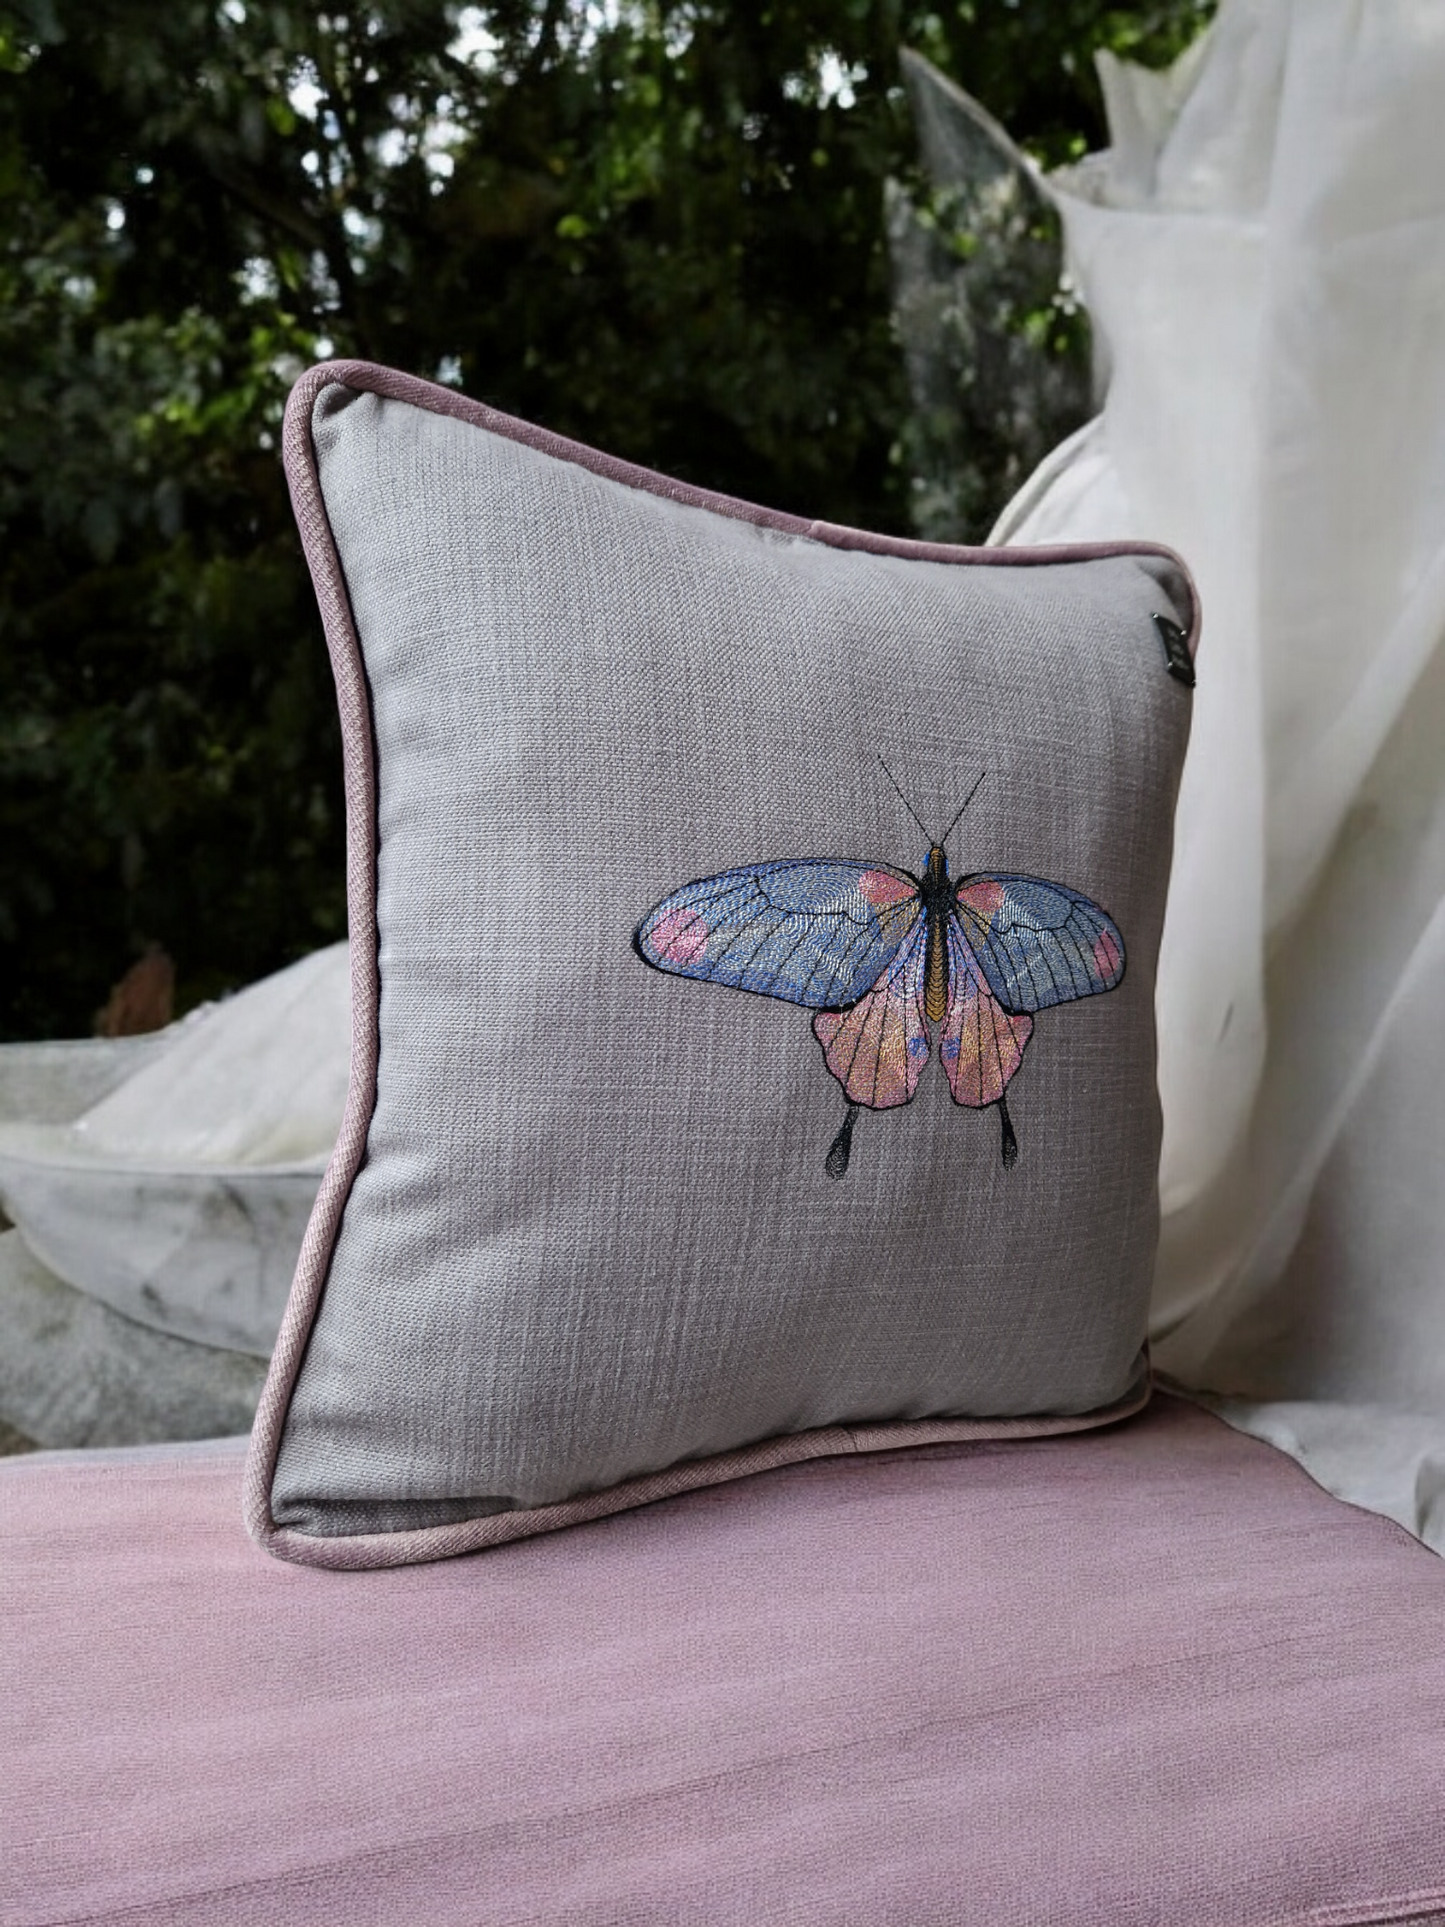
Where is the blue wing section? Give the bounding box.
[952,874,1125,1014]
[634,860,921,1011]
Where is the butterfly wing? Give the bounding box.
[635,860,921,1011]
[939,919,1033,1108]
[812,912,930,1110]
[953,874,1125,1013]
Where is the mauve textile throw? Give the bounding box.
[249,363,1195,1565]
[7,1397,1445,1926]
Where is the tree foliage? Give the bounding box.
[0,0,1212,1038]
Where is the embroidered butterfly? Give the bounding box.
[632,766,1126,1179]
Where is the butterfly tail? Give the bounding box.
[997,1092,1019,1168]
[824,1104,860,1181]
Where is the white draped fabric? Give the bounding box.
[995,0,1445,1550]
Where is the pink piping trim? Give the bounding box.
[244,358,1184,1569]
[254,1378,1152,1572]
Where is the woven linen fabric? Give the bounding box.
[248,361,1196,1565]
[11,1399,1445,1925]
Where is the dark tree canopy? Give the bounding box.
[0,0,1211,1038]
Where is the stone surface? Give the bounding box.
[0,1229,267,1447]
[0,1136,319,1352]
[0,953,344,1356]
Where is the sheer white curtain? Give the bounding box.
[996,0,1445,1549]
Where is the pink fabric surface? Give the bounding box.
[5,1396,1445,1927]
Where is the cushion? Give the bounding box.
[247,360,1196,1567]
[8,1397,1445,1925]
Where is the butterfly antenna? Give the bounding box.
[878,756,931,841]
[941,770,986,851]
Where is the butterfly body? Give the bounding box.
[918,846,953,1023]
[633,792,1125,1177]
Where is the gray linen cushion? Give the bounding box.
[245,361,1196,1568]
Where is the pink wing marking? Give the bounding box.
[650,907,707,965]
[939,921,1033,1109]
[859,868,917,909]
[1093,928,1122,980]
[812,916,928,1110]
[954,876,1005,931]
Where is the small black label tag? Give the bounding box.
[1153,612,1195,687]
